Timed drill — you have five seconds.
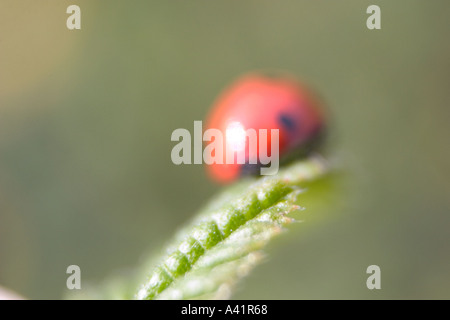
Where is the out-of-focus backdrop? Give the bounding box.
[1,1,449,299]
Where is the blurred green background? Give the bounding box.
[1,0,449,299]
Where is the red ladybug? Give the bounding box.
[204,72,325,184]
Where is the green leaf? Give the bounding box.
[136,155,329,300]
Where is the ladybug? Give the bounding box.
[204,72,325,184]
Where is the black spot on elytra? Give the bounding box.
[278,113,297,132]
